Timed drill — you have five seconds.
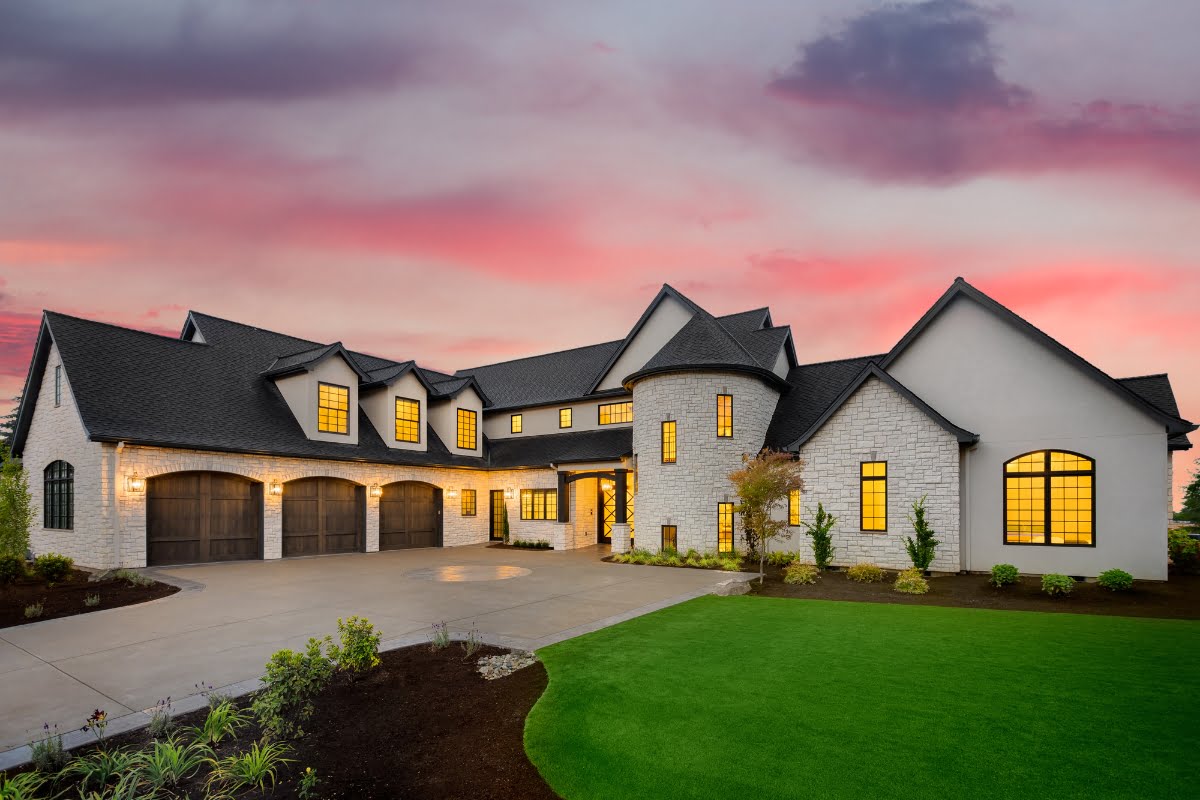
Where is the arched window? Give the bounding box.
[44,461,74,530]
[1004,451,1094,546]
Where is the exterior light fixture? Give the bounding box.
[503,487,515,500]
[269,480,283,496]
[125,472,146,493]
[601,479,614,492]
[369,484,382,498]
[446,487,459,499]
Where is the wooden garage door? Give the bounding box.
[282,478,364,557]
[147,472,262,566]
[379,482,442,550]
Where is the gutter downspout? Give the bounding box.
[113,441,125,569]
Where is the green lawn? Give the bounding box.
[525,596,1199,800]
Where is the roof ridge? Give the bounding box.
[1117,372,1169,381]
[794,353,884,369]
[457,338,622,375]
[704,309,766,368]
[45,311,206,346]
[187,310,324,347]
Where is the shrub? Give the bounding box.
[84,593,100,607]
[299,766,320,800]
[799,502,836,570]
[132,734,211,793]
[190,699,248,747]
[430,621,450,651]
[206,740,293,796]
[328,616,381,672]
[765,550,802,568]
[111,568,155,588]
[1097,569,1134,592]
[148,697,174,739]
[32,552,73,584]
[1042,573,1075,597]
[894,568,929,595]
[783,563,819,585]
[904,496,940,570]
[463,624,483,658]
[0,446,33,559]
[990,563,1020,587]
[29,723,66,773]
[0,553,25,584]
[194,680,232,709]
[1167,529,1200,574]
[846,563,886,583]
[23,602,43,619]
[251,637,334,740]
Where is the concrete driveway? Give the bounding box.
[0,545,745,751]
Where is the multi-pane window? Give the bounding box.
[456,408,477,450]
[662,525,678,550]
[861,462,887,531]
[520,489,558,520]
[44,460,73,530]
[598,401,633,425]
[1005,451,1094,545]
[54,365,62,407]
[510,414,523,434]
[788,488,801,526]
[559,408,572,428]
[717,394,733,437]
[717,502,734,553]
[395,397,420,443]
[461,489,477,516]
[317,382,349,434]
[661,421,677,464]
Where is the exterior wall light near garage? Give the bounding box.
[503,487,515,500]
[369,484,382,498]
[125,472,145,493]
[269,480,283,497]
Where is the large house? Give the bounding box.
[10,279,1194,579]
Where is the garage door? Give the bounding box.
[379,481,442,550]
[147,472,262,566]
[282,477,364,557]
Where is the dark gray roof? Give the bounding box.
[487,428,633,469]
[764,355,883,449]
[455,339,624,410]
[1119,374,1192,450]
[623,310,789,389]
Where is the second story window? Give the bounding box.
[54,365,62,407]
[395,397,420,443]
[717,394,733,437]
[560,408,572,428]
[661,420,677,463]
[457,408,477,450]
[511,414,523,434]
[598,401,633,425]
[318,382,349,434]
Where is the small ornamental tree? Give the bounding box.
[1178,459,1200,523]
[501,501,511,544]
[0,442,33,558]
[728,450,805,582]
[904,496,940,571]
[800,502,837,570]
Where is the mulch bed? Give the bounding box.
[0,568,178,629]
[487,543,553,551]
[11,645,558,800]
[752,567,1200,619]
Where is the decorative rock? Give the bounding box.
[713,579,750,596]
[477,651,538,680]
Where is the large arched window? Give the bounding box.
[1004,451,1094,546]
[44,460,74,530]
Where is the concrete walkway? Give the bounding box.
[0,545,748,751]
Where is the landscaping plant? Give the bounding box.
[766,550,802,568]
[84,593,100,607]
[783,563,820,585]
[206,740,293,796]
[501,501,511,544]
[904,496,940,571]
[132,734,212,793]
[148,697,174,739]
[894,568,929,595]
[29,723,66,773]
[0,772,44,800]
[32,552,73,584]
[0,443,33,559]
[846,563,886,583]
[60,747,138,793]
[194,680,232,709]
[23,602,42,619]
[252,637,335,740]
[728,449,806,581]
[1167,529,1200,573]
[990,563,1020,587]
[298,766,320,800]
[328,615,382,672]
[1097,569,1134,592]
[82,708,109,747]
[463,624,483,658]
[1041,573,1075,597]
[430,621,450,650]
[1176,457,1200,523]
[190,699,249,747]
[0,553,25,584]
[799,502,837,570]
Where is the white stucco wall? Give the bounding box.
[483,395,633,440]
[428,387,484,457]
[272,354,361,445]
[360,371,428,451]
[596,295,695,391]
[888,296,1170,579]
[782,376,961,572]
[632,371,779,554]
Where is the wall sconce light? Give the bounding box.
[601,479,614,492]
[269,480,283,497]
[125,472,145,493]
[446,488,459,499]
[503,487,514,500]
[369,484,382,498]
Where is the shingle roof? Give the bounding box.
[487,428,633,469]
[764,354,883,449]
[1118,374,1193,450]
[454,339,624,410]
[623,310,788,388]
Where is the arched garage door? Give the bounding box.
[379,481,442,550]
[147,472,263,566]
[282,477,364,557]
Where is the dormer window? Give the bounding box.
[457,408,477,449]
[395,397,420,443]
[318,382,349,434]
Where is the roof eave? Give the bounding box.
[622,363,790,391]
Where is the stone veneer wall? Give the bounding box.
[633,371,779,554]
[782,376,961,572]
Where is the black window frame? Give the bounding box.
[559,408,572,428]
[598,400,633,425]
[510,414,523,434]
[520,488,559,521]
[317,381,350,435]
[44,460,74,530]
[456,408,478,450]
[717,502,734,553]
[661,420,677,464]
[788,488,801,527]
[661,525,678,550]
[860,460,888,532]
[54,365,62,407]
[394,396,421,443]
[461,488,477,517]
[1003,449,1097,548]
[717,394,733,438]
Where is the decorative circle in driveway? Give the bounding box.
[406,565,532,582]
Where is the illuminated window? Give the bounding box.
[661,421,677,464]
[717,394,733,438]
[717,502,734,553]
[520,489,558,520]
[44,460,73,530]
[456,408,477,450]
[662,525,678,550]
[395,397,420,443]
[560,408,572,428]
[317,382,349,434]
[461,489,477,516]
[510,414,522,434]
[788,489,801,526]
[1005,451,1094,546]
[54,365,62,407]
[598,401,633,425]
[861,462,887,532]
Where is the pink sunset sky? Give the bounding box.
[1,0,1197,505]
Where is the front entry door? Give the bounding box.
[597,478,636,546]
[489,490,506,541]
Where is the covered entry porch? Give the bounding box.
[554,462,636,553]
